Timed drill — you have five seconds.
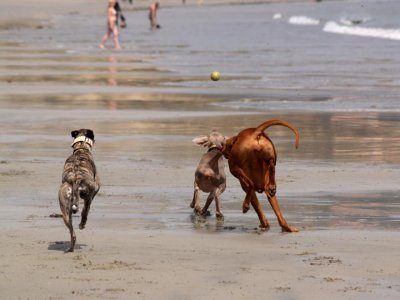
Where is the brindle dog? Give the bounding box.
[58,129,100,252]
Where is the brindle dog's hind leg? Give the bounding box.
[59,183,76,252]
[79,179,100,230]
[79,198,92,230]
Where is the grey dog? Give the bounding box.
[58,129,100,252]
[191,130,227,221]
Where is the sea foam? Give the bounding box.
[323,21,400,41]
[288,16,320,26]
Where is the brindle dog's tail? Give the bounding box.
[71,180,82,214]
[254,119,300,149]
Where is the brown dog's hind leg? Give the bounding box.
[265,163,277,197]
[267,195,298,232]
[230,165,254,213]
[250,192,270,229]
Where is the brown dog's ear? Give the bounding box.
[71,130,79,138]
[86,129,95,141]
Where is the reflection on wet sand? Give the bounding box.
[0,38,399,233]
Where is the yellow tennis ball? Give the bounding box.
[211,71,220,81]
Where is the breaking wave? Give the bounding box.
[323,21,400,41]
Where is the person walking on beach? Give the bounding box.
[99,0,121,50]
[148,2,160,31]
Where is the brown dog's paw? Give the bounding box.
[242,202,250,214]
[259,222,270,230]
[79,223,85,230]
[281,225,299,233]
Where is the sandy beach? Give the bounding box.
[1,0,400,299]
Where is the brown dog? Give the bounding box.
[222,119,299,232]
[58,129,100,252]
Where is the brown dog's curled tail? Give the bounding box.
[254,119,300,148]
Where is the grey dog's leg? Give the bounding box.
[59,183,76,252]
[201,191,215,216]
[191,182,202,214]
[214,183,226,221]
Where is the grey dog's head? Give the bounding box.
[192,130,227,149]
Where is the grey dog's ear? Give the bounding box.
[192,135,209,147]
[71,130,79,138]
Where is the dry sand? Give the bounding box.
[1,0,400,299]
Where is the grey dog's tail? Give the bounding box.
[254,119,300,149]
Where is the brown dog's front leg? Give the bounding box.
[267,195,298,232]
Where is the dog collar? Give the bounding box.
[72,136,94,148]
[208,145,221,152]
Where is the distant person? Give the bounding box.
[148,2,160,31]
[114,0,126,28]
[115,0,127,28]
[99,0,121,49]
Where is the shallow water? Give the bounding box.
[0,0,399,232]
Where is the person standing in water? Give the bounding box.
[148,2,160,31]
[99,0,121,49]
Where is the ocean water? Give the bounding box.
[3,0,400,112]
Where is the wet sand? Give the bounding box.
[1,0,400,299]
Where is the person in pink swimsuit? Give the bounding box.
[99,0,121,49]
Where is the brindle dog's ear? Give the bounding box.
[71,130,79,138]
[86,130,95,142]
